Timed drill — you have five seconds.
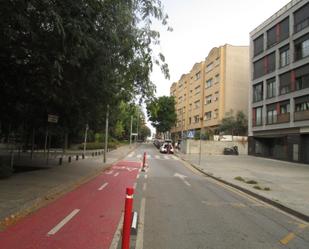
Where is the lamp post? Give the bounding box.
[198,117,203,165]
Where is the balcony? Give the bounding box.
[277,113,290,123]
[294,110,309,122]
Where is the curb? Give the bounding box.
[176,153,309,223]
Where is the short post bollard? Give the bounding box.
[76,155,79,160]
[121,187,134,249]
[82,154,85,159]
[68,156,71,163]
[59,157,62,165]
[142,152,147,172]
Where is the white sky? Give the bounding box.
[146,0,291,134]
[150,0,291,97]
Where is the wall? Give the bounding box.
[181,139,248,155]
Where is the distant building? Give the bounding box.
[170,44,249,139]
[249,0,309,163]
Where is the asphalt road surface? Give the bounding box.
[130,144,309,249]
[0,143,308,249]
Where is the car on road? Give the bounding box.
[159,143,174,154]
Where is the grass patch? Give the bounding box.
[253,185,262,190]
[246,180,258,184]
[234,176,245,182]
[264,187,271,191]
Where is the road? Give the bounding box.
[0,143,308,249]
[130,144,309,249]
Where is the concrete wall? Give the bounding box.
[181,139,248,155]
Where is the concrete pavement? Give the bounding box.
[0,144,138,227]
[177,152,309,220]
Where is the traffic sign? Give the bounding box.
[48,114,59,123]
[187,130,195,138]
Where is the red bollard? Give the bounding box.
[121,187,134,249]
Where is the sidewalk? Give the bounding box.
[0,144,138,226]
[177,152,309,219]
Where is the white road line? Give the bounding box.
[183,180,191,187]
[172,155,179,160]
[136,198,146,249]
[147,155,152,159]
[144,174,148,179]
[109,213,124,249]
[137,174,140,179]
[114,172,119,177]
[133,182,137,189]
[155,155,160,159]
[143,183,147,191]
[105,170,113,175]
[98,182,108,191]
[47,209,80,236]
[127,153,134,158]
[137,154,142,158]
[164,155,169,160]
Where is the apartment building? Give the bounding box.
[249,0,309,163]
[170,44,249,139]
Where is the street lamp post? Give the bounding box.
[129,115,133,147]
[104,105,109,163]
[198,117,203,165]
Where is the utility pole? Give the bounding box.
[129,115,133,147]
[83,123,89,155]
[198,117,203,165]
[136,113,139,142]
[104,105,109,163]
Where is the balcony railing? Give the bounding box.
[277,113,290,123]
[294,110,309,121]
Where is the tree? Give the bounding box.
[146,96,177,134]
[140,125,151,141]
[218,110,248,136]
[0,0,171,146]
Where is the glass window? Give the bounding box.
[206,78,213,88]
[267,78,276,98]
[253,83,263,102]
[279,46,290,68]
[294,2,309,33]
[267,104,277,124]
[205,95,212,105]
[205,111,212,120]
[295,34,309,60]
[206,63,213,72]
[255,107,263,126]
[253,35,264,56]
[195,71,201,80]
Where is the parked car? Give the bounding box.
[153,139,163,149]
[160,143,174,154]
[223,145,239,155]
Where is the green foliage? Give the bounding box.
[146,96,177,133]
[140,125,151,141]
[218,110,248,136]
[0,0,170,146]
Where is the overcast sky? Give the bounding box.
[150,0,291,97]
[146,0,291,134]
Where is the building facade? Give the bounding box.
[170,44,249,139]
[249,0,309,163]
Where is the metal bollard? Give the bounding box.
[121,188,134,249]
[76,155,79,160]
[68,156,71,163]
[59,157,62,165]
[82,154,85,159]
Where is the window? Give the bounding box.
[195,71,201,80]
[266,104,277,124]
[215,57,220,66]
[295,64,309,91]
[194,100,200,109]
[214,91,219,101]
[206,63,213,72]
[194,115,200,123]
[280,101,290,114]
[205,95,212,105]
[253,107,263,126]
[267,78,276,98]
[295,34,309,60]
[214,109,219,119]
[267,18,289,48]
[295,95,309,112]
[294,2,309,33]
[279,71,291,95]
[253,82,263,102]
[215,74,220,84]
[195,85,201,95]
[206,78,213,88]
[253,35,264,56]
[205,111,212,120]
[267,52,276,74]
[253,58,264,79]
[279,45,290,68]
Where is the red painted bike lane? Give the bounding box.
[0,160,141,249]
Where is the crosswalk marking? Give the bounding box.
[126,153,179,160]
[155,155,160,159]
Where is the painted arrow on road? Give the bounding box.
[174,173,191,186]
